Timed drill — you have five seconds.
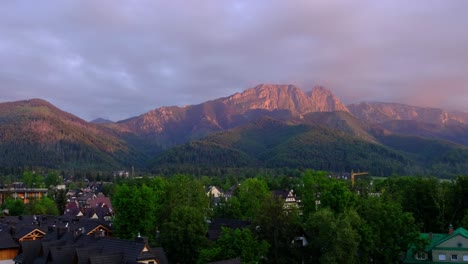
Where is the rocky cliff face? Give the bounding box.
[348,102,468,146]
[307,86,350,112]
[119,84,349,137]
[348,102,468,125]
[223,84,349,114]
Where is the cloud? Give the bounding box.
[1,0,467,121]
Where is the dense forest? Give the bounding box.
[2,170,468,263]
[151,118,468,178]
[108,172,468,264]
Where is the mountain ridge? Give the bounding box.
[1,84,467,175]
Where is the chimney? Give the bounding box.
[449,224,454,234]
[429,232,433,240]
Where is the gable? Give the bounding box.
[207,186,223,198]
[18,229,46,242]
[86,225,112,237]
[435,234,468,249]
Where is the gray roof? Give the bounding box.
[208,257,242,264]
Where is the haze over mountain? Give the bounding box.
[1,84,467,177]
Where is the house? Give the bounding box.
[224,184,240,199]
[0,215,114,263]
[272,189,301,211]
[0,183,48,205]
[206,186,224,198]
[207,218,251,241]
[65,189,114,220]
[206,186,225,206]
[14,232,166,264]
[404,225,468,263]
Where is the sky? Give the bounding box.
[1,0,467,121]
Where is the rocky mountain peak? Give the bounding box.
[308,85,350,112]
[348,102,468,125]
[223,84,312,114]
[223,84,349,115]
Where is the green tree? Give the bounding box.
[160,175,209,263]
[214,196,242,219]
[53,189,67,214]
[383,176,450,232]
[1,198,26,215]
[44,171,60,187]
[112,177,166,243]
[162,206,208,263]
[198,227,269,264]
[357,196,420,263]
[301,170,356,215]
[22,170,44,188]
[27,197,59,215]
[253,195,303,264]
[453,176,468,227]
[304,208,361,264]
[236,178,271,220]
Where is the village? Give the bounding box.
[1,172,467,264]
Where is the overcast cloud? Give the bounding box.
[1,0,467,121]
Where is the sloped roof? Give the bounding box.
[272,190,290,200]
[0,226,19,249]
[15,227,46,241]
[404,227,468,263]
[432,227,468,249]
[89,252,123,264]
[208,257,242,264]
[74,246,102,264]
[151,247,169,264]
[207,218,251,241]
[47,244,78,264]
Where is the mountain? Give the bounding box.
[2,84,468,177]
[117,84,349,145]
[348,102,468,125]
[348,102,468,146]
[90,118,114,124]
[151,116,468,178]
[0,99,142,171]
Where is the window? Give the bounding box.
[438,254,446,261]
[463,255,468,261]
[452,254,458,260]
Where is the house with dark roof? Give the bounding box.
[0,215,114,263]
[14,233,167,264]
[404,225,468,263]
[65,191,113,220]
[207,218,251,241]
[208,257,242,264]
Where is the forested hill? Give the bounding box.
[152,116,468,178]
[0,99,144,171]
[1,84,468,176]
